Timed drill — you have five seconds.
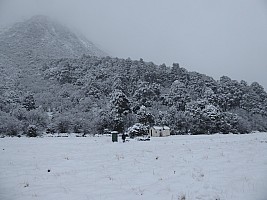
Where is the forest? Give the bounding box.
[1,55,267,137]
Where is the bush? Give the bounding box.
[25,109,48,130]
[0,111,22,136]
[53,114,71,133]
[27,125,38,137]
[126,123,149,138]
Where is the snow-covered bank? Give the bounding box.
[0,133,267,200]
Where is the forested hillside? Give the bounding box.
[0,16,266,136]
[1,54,267,136]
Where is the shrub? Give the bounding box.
[0,111,22,136]
[126,123,149,138]
[27,125,38,137]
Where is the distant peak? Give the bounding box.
[28,15,51,22]
[25,15,58,28]
[0,15,107,58]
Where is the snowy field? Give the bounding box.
[1,133,267,200]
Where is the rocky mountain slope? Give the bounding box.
[0,15,107,62]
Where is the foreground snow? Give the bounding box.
[0,133,267,200]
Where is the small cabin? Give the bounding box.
[149,126,170,137]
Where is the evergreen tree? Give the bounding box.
[136,105,154,126]
[22,94,36,111]
[110,89,131,132]
[166,80,190,111]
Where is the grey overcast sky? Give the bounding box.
[1,0,267,89]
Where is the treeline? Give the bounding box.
[1,55,267,136]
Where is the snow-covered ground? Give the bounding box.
[1,133,267,200]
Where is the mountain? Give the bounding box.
[0,15,107,90]
[0,15,107,63]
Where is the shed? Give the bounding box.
[111,131,118,142]
[149,126,170,137]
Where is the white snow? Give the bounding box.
[1,133,267,200]
[152,126,171,130]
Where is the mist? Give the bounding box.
[1,0,267,89]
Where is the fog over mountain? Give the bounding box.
[0,0,266,90]
[0,15,106,91]
[0,15,107,61]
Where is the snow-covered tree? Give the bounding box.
[27,125,38,137]
[136,105,154,126]
[0,111,22,136]
[22,94,36,111]
[185,100,222,134]
[125,123,149,138]
[164,80,190,111]
[217,76,243,111]
[110,89,131,132]
[110,89,131,116]
[133,82,160,107]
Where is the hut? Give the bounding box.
[149,126,170,137]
